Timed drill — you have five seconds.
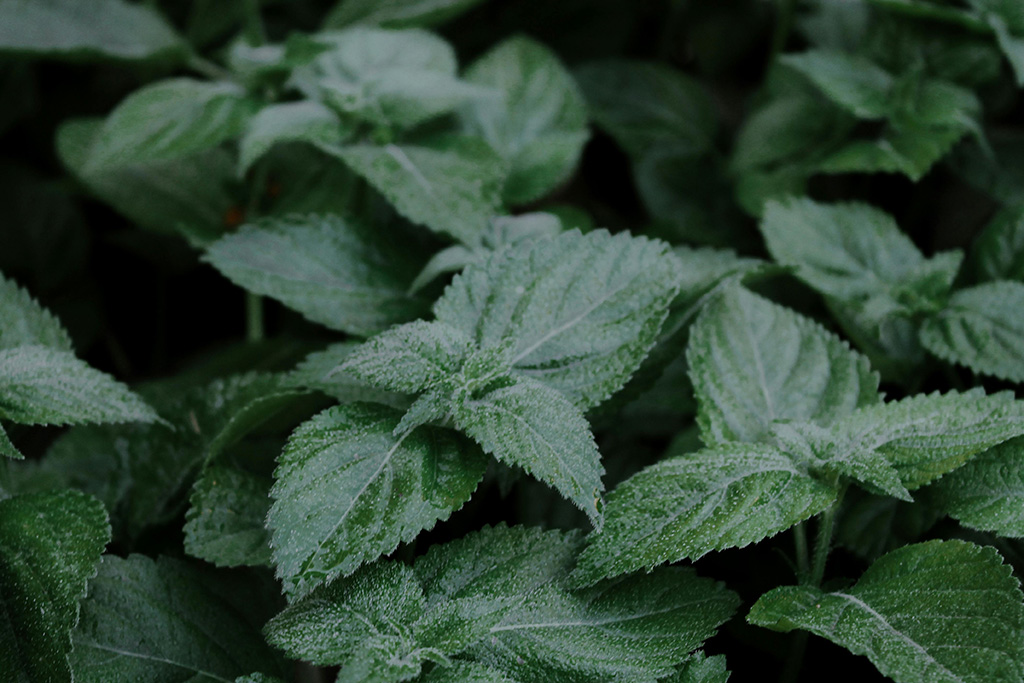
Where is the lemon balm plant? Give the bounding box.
[4,0,1024,681]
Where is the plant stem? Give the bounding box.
[242,0,267,46]
[793,522,810,582]
[185,53,234,82]
[770,0,799,61]
[246,292,264,343]
[781,632,809,683]
[810,485,846,587]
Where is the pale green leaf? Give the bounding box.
[85,79,258,171]
[285,342,407,408]
[921,281,1024,382]
[58,118,237,245]
[292,28,485,130]
[453,376,604,525]
[826,389,1024,489]
[324,0,485,29]
[819,123,969,181]
[184,466,273,568]
[0,0,185,61]
[0,490,109,683]
[665,651,731,683]
[687,286,879,446]
[0,423,19,459]
[761,197,961,310]
[971,204,1024,282]
[236,675,285,683]
[573,443,838,584]
[204,214,429,336]
[435,229,682,409]
[268,403,486,600]
[417,662,514,683]
[782,49,894,119]
[469,567,739,683]
[0,273,72,352]
[460,36,589,205]
[575,60,717,159]
[324,136,506,245]
[0,345,158,427]
[71,555,285,681]
[926,437,1024,537]
[340,320,473,394]
[238,101,348,175]
[748,540,1024,683]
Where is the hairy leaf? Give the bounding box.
[460,36,589,205]
[453,376,604,525]
[0,0,184,61]
[238,101,348,174]
[573,443,838,584]
[268,403,486,600]
[435,229,682,409]
[204,214,428,336]
[184,466,273,568]
[85,79,258,170]
[470,567,739,683]
[0,490,109,683]
[782,50,894,119]
[926,437,1024,537]
[0,273,72,352]
[326,136,506,245]
[71,555,285,681]
[285,342,407,408]
[418,662,515,683]
[749,540,1024,683]
[920,281,1024,382]
[971,204,1024,283]
[968,0,1024,85]
[687,286,879,446]
[324,0,485,29]
[0,345,158,427]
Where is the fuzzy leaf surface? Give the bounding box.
[285,342,406,408]
[0,0,184,61]
[184,466,273,568]
[341,321,473,394]
[0,273,72,351]
[748,540,1024,683]
[469,567,739,683]
[460,36,589,205]
[435,229,682,409]
[85,79,257,170]
[0,490,109,683]
[920,281,1024,382]
[268,403,486,600]
[687,286,879,446]
[573,443,837,583]
[452,375,604,525]
[926,437,1024,537]
[0,345,158,427]
[326,137,506,246]
[204,214,428,336]
[71,555,284,681]
[238,101,347,174]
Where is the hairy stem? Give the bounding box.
[246,292,264,343]
[793,522,810,582]
[810,484,846,587]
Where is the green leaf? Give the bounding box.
[782,50,895,119]
[665,651,731,683]
[921,281,1024,382]
[285,342,407,408]
[184,465,273,568]
[324,0,485,29]
[819,121,969,182]
[0,490,109,683]
[761,198,961,311]
[418,662,515,683]
[967,0,1024,85]
[469,567,739,683]
[238,101,348,175]
[236,675,285,683]
[58,118,238,245]
[0,0,185,62]
[0,423,19,459]
[825,389,1024,489]
[460,36,589,205]
[0,345,158,427]
[0,273,72,352]
[453,376,604,525]
[71,555,285,681]
[204,214,429,337]
[85,79,258,170]
[836,489,942,562]
[292,28,485,130]
[970,204,1024,283]
[324,136,506,246]
[435,229,682,409]
[687,286,879,446]
[926,437,1024,537]
[268,403,486,600]
[748,540,1024,683]
[572,443,838,584]
[341,320,473,394]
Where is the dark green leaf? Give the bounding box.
[970,204,1024,283]
[184,466,273,568]
[324,0,486,29]
[0,272,72,352]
